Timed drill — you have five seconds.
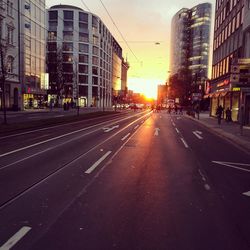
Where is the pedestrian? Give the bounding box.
[168,106,172,114]
[179,106,183,115]
[216,105,224,125]
[225,107,232,122]
[175,105,178,114]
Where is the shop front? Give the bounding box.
[23,87,47,109]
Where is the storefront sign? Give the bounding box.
[217,79,229,88]
[238,58,250,64]
[232,87,241,91]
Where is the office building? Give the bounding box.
[170,3,212,97]
[47,4,123,108]
[19,0,47,109]
[0,0,20,110]
[209,0,250,124]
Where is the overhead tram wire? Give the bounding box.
[98,0,141,64]
[80,0,91,12]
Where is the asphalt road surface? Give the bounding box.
[0,110,249,250]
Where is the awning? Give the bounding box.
[203,94,212,98]
[219,91,229,97]
[212,92,221,98]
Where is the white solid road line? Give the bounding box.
[85,151,112,174]
[175,128,180,134]
[243,191,250,197]
[134,125,139,130]
[121,133,131,141]
[180,138,189,148]
[212,161,250,173]
[0,111,148,140]
[193,131,203,140]
[0,147,53,170]
[0,226,31,250]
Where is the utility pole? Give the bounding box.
[0,32,7,124]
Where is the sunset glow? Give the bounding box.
[128,78,161,99]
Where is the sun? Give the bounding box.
[128,78,159,99]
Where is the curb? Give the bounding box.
[186,115,250,154]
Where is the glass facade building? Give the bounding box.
[170,3,212,91]
[19,0,46,109]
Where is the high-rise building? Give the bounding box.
[47,4,122,108]
[209,0,250,124]
[170,3,212,95]
[170,8,190,77]
[0,0,20,110]
[19,0,47,109]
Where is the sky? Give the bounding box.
[46,0,215,99]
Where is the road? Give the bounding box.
[0,110,249,250]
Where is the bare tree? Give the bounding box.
[47,45,65,107]
[55,46,64,106]
[0,29,8,124]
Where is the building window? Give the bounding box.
[62,63,73,73]
[6,56,14,73]
[64,21,73,31]
[79,43,88,53]
[79,65,88,73]
[79,12,88,22]
[92,56,98,66]
[93,35,99,45]
[49,11,58,20]
[79,32,89,42]
[79,54,88,63]
[48,42,57,51]
[93,46,99,56]
[49,21,57,31]
[62,42,73,51]
[79,23,88,33]
[92,66,98,75]
[92,77,98,85]
[64,11,73,20]
[241,7,245,24]
[7,1,13,17]
[63,53,73,62]
[7,26,14,45]
[48,31,57,41]
[92,16,98,28]
[232,17,236,33]
[63,31,73,41]
[79,75,88,83]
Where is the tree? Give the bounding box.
[0,26,13,124]
[168,69,192,105]
[47,45,65,107]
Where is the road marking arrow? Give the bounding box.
[243,191,250,197]
[212,161,250,173]
[154,128,160,136]
[193,130,203,139]
[103,125,119,133]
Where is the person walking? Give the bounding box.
[225,107,232,122]
[216,105,224,125]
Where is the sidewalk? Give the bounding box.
[186,111,250,153]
